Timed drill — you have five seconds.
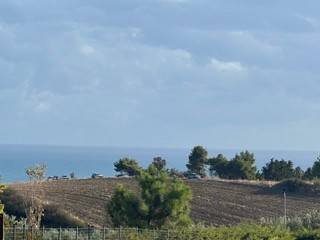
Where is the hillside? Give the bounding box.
[9,178,320,227]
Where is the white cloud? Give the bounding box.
[1,0,320,149]
[209,58,245,73]
[23,89,60,113]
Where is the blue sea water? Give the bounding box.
[0,144,318,183]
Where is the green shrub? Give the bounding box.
[4,214,26,227]
[295,230,320,240]
[288,211,320,231]
[11,224,320,240]
[273,178,312,193]
[136,224,294,240]
[261,210,320,232]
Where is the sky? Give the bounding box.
[1,0,320,151]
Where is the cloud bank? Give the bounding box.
[1,0,320,150]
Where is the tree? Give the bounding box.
[208,151,257,180]
[26,164,46,181]
[311,157,320,179]
[107,165,192,228]
[302,156,320,180]
[114,158,141,176]
[231,151,257,180]
[294,167,304,179]
[152,157,166,171]
[208,154,228,177]
[0,182,5,214]
[186,146,208,177]
[261,159,295,181]
[303,167,313,180]
[70,172,75,179]
[24,164,47,228]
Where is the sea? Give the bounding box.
[0,144,318,183]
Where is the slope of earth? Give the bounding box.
[10,178,320,227]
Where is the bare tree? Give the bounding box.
[0,182,5,214]
[24,164,47,229]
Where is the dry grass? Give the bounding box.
[9,178,320,227]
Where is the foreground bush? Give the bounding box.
[42,204,85,228]
[0,188,85,227]
[5,224,320,240]
[294,229,320,240]
[109,225,294,240]
[0,188,26,219]
[261,210,320,237]
[123,225,320,240]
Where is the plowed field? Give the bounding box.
[10,178,320,227]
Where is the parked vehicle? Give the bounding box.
[61,175,70,180]
[184,171,201,179]
[47,176,59,181]
[91,173,104,179]
[189,174,201,179]
[116,174,130,178]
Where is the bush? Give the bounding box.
[4,214,26,227]
[0,188,26,219]
[273,178,312,193]
[295,230,320,240]
[0,187,84,227]
[261,210,320,232]
[119,224,294,240]
[42,205,85,228]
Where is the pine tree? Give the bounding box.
[107,165,192,228]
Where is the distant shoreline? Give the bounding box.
[0,144,318,183]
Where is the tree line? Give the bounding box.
[187,145,320,181]
[114,146,320,181]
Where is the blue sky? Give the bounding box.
[1,0,320,150]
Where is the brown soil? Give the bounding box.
[10,178,320,227]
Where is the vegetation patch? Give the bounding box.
[272,178,320,195]
[107,165,192,229]
[0,188,26,219]
[0,187,85,227]
[42,204,85,228]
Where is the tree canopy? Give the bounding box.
[114,158,141,176]
[302,157,320,180]
[107,165,192,228]
[25,164,47,182]
[152,157,166,171]
[209,151,257,180]
[186,146,208,177]
[311,157,320,179]
[261,159,296,181]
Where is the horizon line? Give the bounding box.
[0,143,319,153]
